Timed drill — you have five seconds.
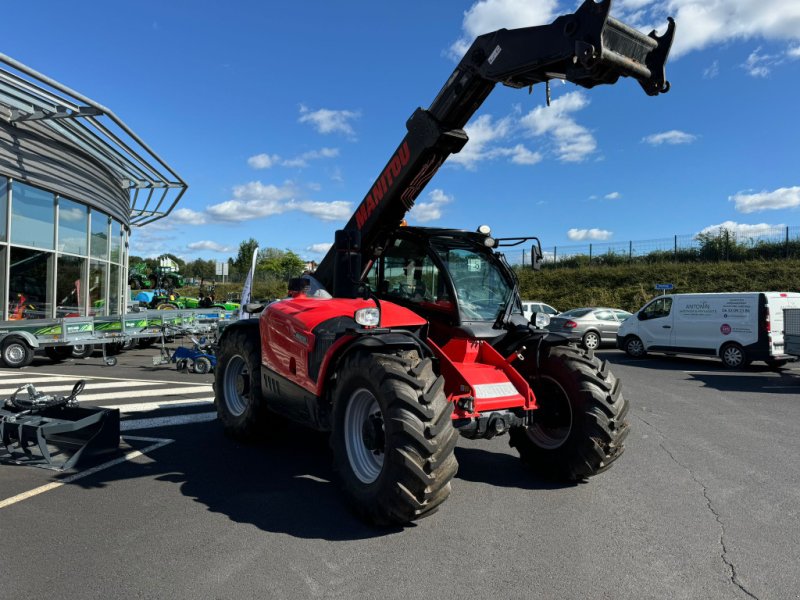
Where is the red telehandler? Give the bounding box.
[215,0,675,525]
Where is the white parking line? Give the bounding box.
[103,398,214,413]
[0,435,173,510]
[120,412,217,431]
[0,380,165,394]
[75,386,213,402]
[0,370,213,387]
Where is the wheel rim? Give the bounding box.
[723,346,743,367]
[627,338,644,357]
[223,355,250,417]
[5,344,24,365]
[344,388,385,484]
[584,332,600,349]
[526,375,572,450]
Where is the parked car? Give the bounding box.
[521,300,559,322]
[546,307,632,349]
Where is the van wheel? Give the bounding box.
[2,338,34,368]
[720,343,749,369]
[623,336,646,358]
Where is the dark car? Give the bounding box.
[546,307,632,349]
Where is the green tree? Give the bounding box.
[233,238,260,277]
[258,248,306,281]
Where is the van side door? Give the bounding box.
[637,297,674,349]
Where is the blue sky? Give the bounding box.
[4,0,800,263]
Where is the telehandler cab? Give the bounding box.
[215,0,675,525]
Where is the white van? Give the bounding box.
[616,292,800,368]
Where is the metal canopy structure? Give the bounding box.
[0,52,187,227]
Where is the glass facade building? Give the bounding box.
[1,178,127,320]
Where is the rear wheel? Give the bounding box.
[582,331,600,350]
[720,342,749,369]
[510,344,629,481]
[2,338,34,368]
[214,325,270,439]
[70,344,95,359]
[331,349,457,526]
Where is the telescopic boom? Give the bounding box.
[314,0,674,293]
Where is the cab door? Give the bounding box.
[636,296,674,349]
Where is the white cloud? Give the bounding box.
[170,207,207,225]
[699,220,785,237]
[741,46,782,77]
[520,91,596,162]
[299,105,360,138]
[409,189,453,223]
[248,148,340,170]
[789,46,800,59]
[617,1,800,59]
[187,240,233,253]
[642,130,697,146]
[703,60,720,79]
[449,114,512,169]
[247,153,281,169]
[307,243,333,254]
[567,228,613,241]
[730,186,800,213]
[206,181,298,221]
[281,147,339,168]
[448,0,558,60]
[604,192,621,200]
[287,200,351,221]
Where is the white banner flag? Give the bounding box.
[239,246,259,319]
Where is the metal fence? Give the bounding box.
[501,225,800,267]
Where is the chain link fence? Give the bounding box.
[501,225,800,267]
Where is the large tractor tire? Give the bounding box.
[510,344,629,482]
[331,349,458,526]
[214,325,271,439]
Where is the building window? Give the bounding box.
[58,198,89,256]
[110,220,122,263]
[11,182,55,250]
[0,178,7,242]
[9,247,53,318]
[56,255,86,317]
[88,260,107,316]
[109,263,121,314]
[90,210,109,260]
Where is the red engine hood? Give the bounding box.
[265,295,426,330]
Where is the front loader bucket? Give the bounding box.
[0,406,120,471]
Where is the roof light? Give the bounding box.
[534,313,551,328]
[477,224,492,235]
[355,307,380,328]
[483,237,496,248]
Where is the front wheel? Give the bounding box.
[2,338,34,368]
[623,335,646,358]
[214,325,271,439]
[510,344,629,481]
[331,350,458,526]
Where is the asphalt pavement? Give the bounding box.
[1,346,799,600]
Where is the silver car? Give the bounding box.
[546,307,632,350]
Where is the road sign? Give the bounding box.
[654,283,673,290]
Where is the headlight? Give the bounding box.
[534,312,551,329]
[354,307,380,327]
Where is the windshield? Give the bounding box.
[432,241,514,321]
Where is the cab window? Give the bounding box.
[641,297,672,320]
[370,237,446,304]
